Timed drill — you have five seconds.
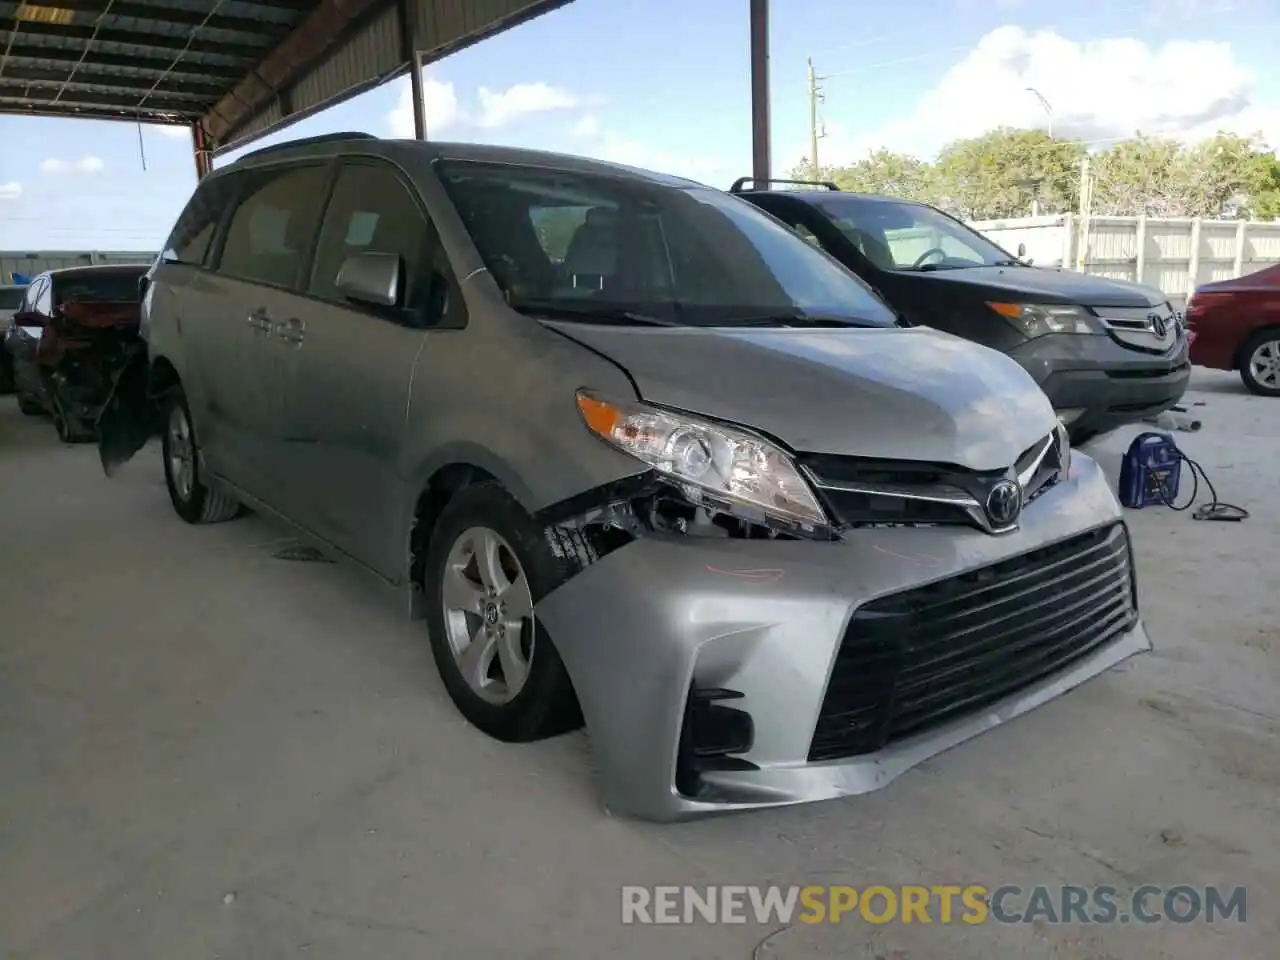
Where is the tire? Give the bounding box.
[18,394,43,416]
[1239,329,1280,397]
[161,387,242,524]
[423,482,581,742]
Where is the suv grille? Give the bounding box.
[808,523,1136,762]
[797,430,1065,533]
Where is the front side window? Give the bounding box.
[812,196,1016,272]
[164,176,235,266]
[308,161,437,310]
[435,161,896,327]
[34,278,52,315]
[218,164,330,288]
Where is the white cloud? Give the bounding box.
[566,117,727,183]
[817,27,1280,164]
[387,73,464,137]
[152,125,190,139]
[475,82,579,128]
[40,155,105,174]
[0,181,21,201]
[387,73,580,137]
[569,114,602,139]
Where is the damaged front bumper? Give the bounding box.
[535,451,1150,822]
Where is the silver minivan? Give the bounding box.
[103,133,1151,821]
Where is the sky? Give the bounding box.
[0,0,1276,251]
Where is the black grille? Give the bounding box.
[808,523,1136,762]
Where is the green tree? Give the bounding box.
[1090,135,1187,216]
[828,149,934,201]
[932,127,1085,220]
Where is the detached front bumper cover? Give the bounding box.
[534,451,1150,821]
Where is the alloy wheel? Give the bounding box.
[1247,339,1280,390]
[440,526,536,705]
[166,403,195,502]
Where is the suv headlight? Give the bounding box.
[576,391,828,528]
[989,302,1100,337]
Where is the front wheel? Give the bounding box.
[1240,330,1280,397]
[423,483,581,742]
[161,388,242,524]
[17,394,43,416]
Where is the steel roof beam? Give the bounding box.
[18,0,298,38]
[0,20,270,60]
[0,65,221,98]
[0,42,245,79]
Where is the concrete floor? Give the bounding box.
[1,368,1277,959]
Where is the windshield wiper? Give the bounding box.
[711,314,884,328]
[990,258,1024,267]
[509,299,683,327]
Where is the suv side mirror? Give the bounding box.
[12,310,45,327]
[336,251,401,308]
[1016,242,1027,258]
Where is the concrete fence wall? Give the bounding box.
[969,215,1280,311]
[2,250,156,284]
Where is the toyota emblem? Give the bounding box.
[985,479,1023,528]
[1147,313,1168,337]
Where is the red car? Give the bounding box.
[1187,262,1280,396]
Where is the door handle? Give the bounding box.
[246,307,272,333]
[277,317,306,345]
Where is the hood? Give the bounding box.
[1194,262,1280,294]
[548,322,1057,472]
[912,264,1165,308]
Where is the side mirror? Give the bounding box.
[1016,242,1027,258]
[12,310,45,327]
[336,251,401,308]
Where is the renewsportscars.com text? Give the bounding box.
[620,884,1247,926]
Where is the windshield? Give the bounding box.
[435,160,897,327]
[812,196,1016,272]
[54,272,144,306]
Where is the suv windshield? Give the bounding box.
[811,196,1017,272]
[435,160,897,327]
[54,272,144,306]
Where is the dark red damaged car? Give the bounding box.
[2,263,150,441]
[1187,262,1280,396]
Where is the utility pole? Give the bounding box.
[1076,154,1092,273]
[807,58,824,175]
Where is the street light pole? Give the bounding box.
[1025,87,1053,138]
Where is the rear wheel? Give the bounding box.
[17,394,43,416]
[424,483,581,742]
[1240,330,1280,397]
[162,388,242,524]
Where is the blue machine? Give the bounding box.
[1118,432,1181,509]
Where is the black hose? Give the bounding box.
[1155,449,1249,521]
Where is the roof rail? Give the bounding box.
[729,176,840,193]
[240,131,379,162]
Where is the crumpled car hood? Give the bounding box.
[546,322,1058,471]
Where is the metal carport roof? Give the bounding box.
[0,0,774,180]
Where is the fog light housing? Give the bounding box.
[1056,408,1085,426]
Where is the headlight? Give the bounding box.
[575,391,828,528]
[1055,422,1072,478]
[989,302,1100,337]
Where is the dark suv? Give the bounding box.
[731,179,1191,442]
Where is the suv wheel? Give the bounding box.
[17,393,43,416]
[1240,330,1280,397]
[424,483,581,742]
[162,388,242,523]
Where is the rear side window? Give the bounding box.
[218,164,330,289]
[54,272,144,305]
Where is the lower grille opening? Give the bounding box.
[808,523,1137,763]
[676,686,757,797]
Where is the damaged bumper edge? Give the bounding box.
[534,452,1152,822]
